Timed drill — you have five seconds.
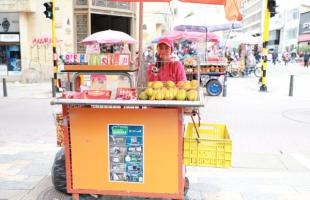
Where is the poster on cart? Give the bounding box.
[108,124,144,183]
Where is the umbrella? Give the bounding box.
[80,29,137,45]
[230,33,261,44]
[207,22,243,32]
[174,25,207,33]
[171,26,219,42]
[151,36,162,44]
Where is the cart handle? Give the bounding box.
[190,109,201,142]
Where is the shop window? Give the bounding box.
[286,28,297,40]
[0,45,21,75]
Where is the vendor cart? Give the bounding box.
[51,64,204,200]
[50,1,242,199]
[185,57,227,96]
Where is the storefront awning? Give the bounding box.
[299,34,310,42]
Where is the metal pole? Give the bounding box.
[260,0,269,92]
[289,75,294,96]
[3,78,7,97]
[222,73,227,97]
[52,77,56,97]
[52,0,58,93]
[136,0,143,88]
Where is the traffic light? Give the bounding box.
[267,0,277,18]
[43,2,53,20]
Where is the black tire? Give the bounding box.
[206,79,222,96]
[51,148,67,194]
[184,177,189,196]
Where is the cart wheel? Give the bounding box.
[206,79,222,96]
[51,147,67,193]
[184,177,189,196]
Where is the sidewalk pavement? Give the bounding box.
[1,64,310,200]
[0,81,53,99]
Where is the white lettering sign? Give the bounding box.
[0,34,19,42]
[303,22,310,29]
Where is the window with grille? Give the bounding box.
[76,15,88,53]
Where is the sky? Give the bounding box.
[173,1,229,27]
[172,0,310,28]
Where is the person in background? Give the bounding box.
[272,51,278,65]
[143,46,154,65]
[147,37,186,82]
[283,52,289,66]
[304,52,309,68]
[291,50,297,64]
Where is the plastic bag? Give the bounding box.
[51,147,67,193]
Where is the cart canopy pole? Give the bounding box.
[137,0,144,88]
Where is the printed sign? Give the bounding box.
[86,43,100,54]
[108,124,144,183]
[0,34,19,42]
[119,54,129,65]
[299,12,310,35]
[64,54,87,64]
[0,13,19,33]
[88,53,129,66]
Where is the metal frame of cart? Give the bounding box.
[50,1,242,199]
[52,92,204,200]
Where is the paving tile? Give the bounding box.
[0,176,43,190]
[0,189,27,200]
[203,192,243,200]
[0,174,27,182]
[18,164,51,176]
[0,163,13,171]
[241,192,279,200]
[186,189,203,199]
[279,154,308,171]
[233,153,286,170]
[0,154,19,164]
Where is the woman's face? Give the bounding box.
[157,43,172,61]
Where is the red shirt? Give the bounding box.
[147,61,187,82]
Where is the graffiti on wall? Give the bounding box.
[30,37,63,65]
[31,37,62,47]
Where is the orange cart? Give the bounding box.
[51,65,204,200]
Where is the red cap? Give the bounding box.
[157,37,173,48]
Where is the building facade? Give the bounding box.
[298,11,310,51]
[0,0,138,82]
[241,0,264,37]
[142,2,175,47]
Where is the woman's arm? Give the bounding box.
[147,64,157,82]
[175,61,187,82]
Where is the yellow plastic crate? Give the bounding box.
[183,123,232,168]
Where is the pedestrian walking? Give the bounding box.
[283,52,289,66]
[272,51,278,65]
[304,52,309,68]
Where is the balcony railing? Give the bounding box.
[93,0,131,10]
[75,0,131,10]
[0,0,35,12]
